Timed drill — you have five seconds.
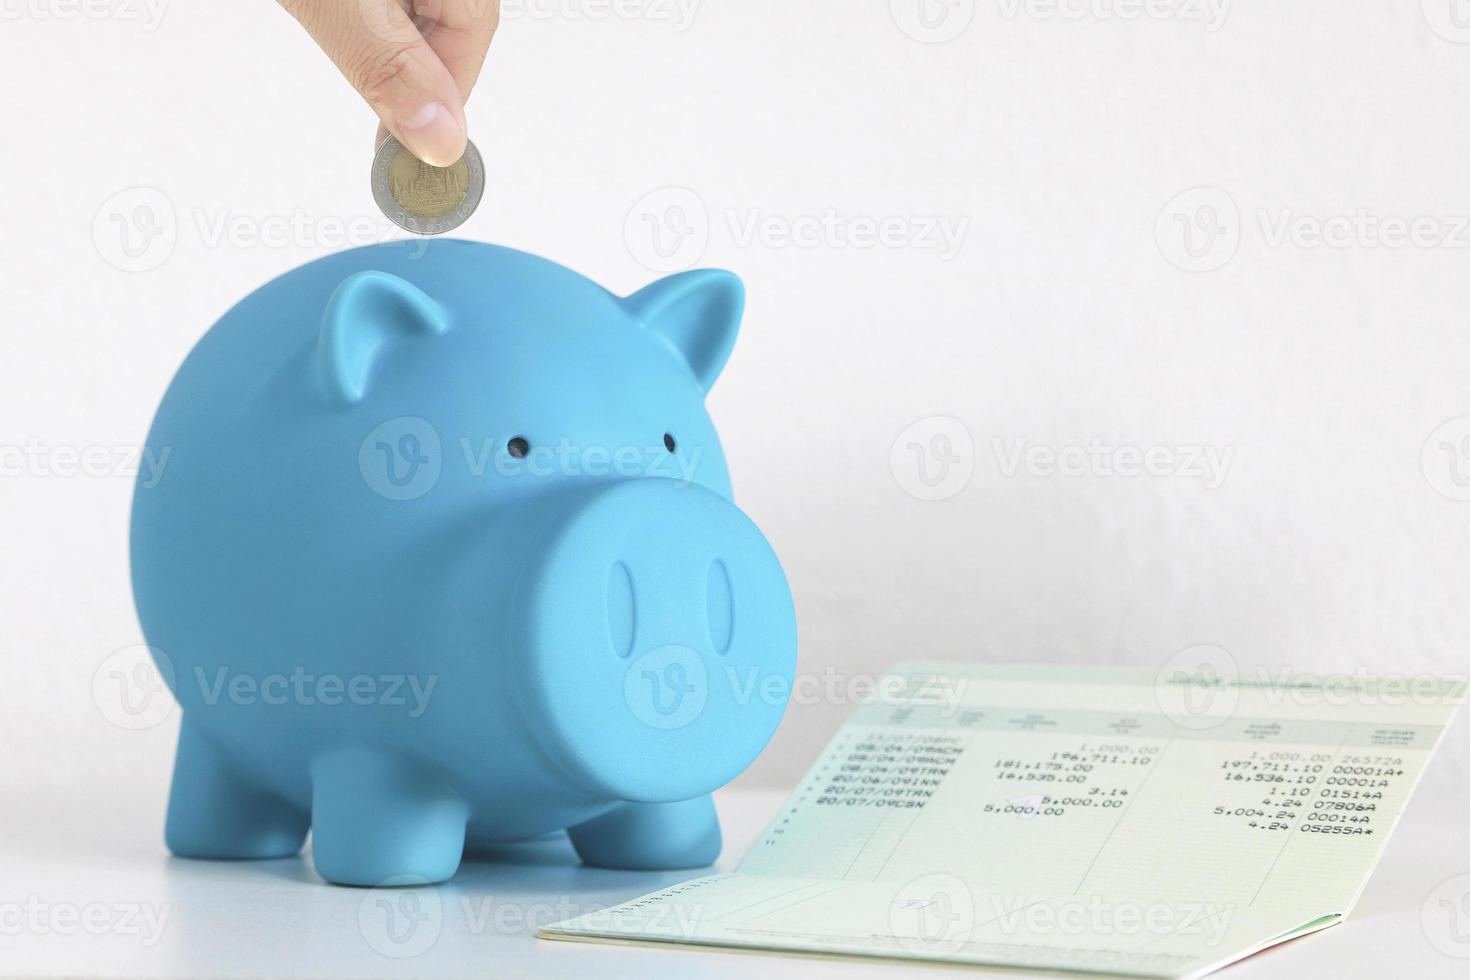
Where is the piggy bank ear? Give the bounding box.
[624,269,744,392]
[314,271,448,405]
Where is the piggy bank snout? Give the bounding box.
[513,479,797,804]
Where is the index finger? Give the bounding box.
[416,0,500,102]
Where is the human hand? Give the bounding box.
[280,1,499,167]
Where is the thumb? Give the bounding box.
[282,0,468,167]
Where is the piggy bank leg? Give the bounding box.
[165,718,309,860]
[308,746,468,886]
[568,796,721,870]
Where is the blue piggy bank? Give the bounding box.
[130,240,797,886]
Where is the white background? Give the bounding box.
[1,1,1468,826]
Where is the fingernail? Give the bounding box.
[395,102,465,168]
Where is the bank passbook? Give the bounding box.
[540,662,1464,978]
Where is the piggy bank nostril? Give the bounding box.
[706,559,734,655]
[606,561,636,659]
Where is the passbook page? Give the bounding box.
[542,663,1463,978]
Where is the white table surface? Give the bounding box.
[3,781,1467,979]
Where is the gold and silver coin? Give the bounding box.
[371,135,485,236]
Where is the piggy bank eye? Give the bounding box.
[663,433,677,453]
[507,436,530,459]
